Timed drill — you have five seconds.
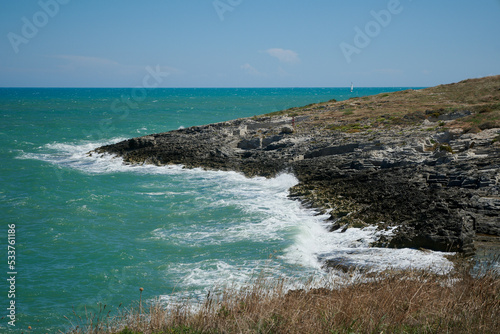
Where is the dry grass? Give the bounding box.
[66,265,500,334]
[267,75,500,132]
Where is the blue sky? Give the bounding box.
[1,0,499,87]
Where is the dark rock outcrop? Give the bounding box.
[94,114,500,257]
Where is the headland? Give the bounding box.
[93,75,500,258]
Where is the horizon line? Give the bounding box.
[0,86,427,89]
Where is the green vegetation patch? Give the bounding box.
[264,75,500,131]
[439,144,454,154]
[458,109,500,130]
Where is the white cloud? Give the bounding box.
[264,48,300,64]
[277,66,291,77]
[241,63,265,76]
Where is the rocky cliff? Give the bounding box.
[93,76,500,257]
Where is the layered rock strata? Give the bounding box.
[94,115,500,256]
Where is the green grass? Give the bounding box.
[439,144,454,154]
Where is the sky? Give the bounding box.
[1,0,499,88]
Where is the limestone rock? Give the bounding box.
[94,115,500,256]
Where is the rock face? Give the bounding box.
[95,115,500,256]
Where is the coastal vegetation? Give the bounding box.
[79,75,500,334]
[93,75,500,254]
[266,75,500,132]
[67,263,499,334]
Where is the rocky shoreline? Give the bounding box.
[93,78,500,258]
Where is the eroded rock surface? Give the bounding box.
[94,114,500,256]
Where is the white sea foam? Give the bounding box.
[159,259,286,305]
[18,138,129,174]
[284,218,454,273]
[20,138,455,294]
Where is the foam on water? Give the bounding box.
[4,87,440,332]
[19,139,455,300]
[19,138,129,173]
[285,221,454,274]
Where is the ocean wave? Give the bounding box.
[18,138,455,288]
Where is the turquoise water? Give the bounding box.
[2,87,457,333]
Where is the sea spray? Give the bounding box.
[1,87,441,332]
[23,137,455,276]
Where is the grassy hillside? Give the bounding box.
[268,75,500,133]
[67,76,500,334]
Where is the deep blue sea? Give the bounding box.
[1,87,459,333]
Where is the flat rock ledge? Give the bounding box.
[94,116,500,257]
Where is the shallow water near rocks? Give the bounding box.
[1,87,461,332]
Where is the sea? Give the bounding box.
[1,87,461,332]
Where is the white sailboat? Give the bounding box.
[350,82,354,93]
